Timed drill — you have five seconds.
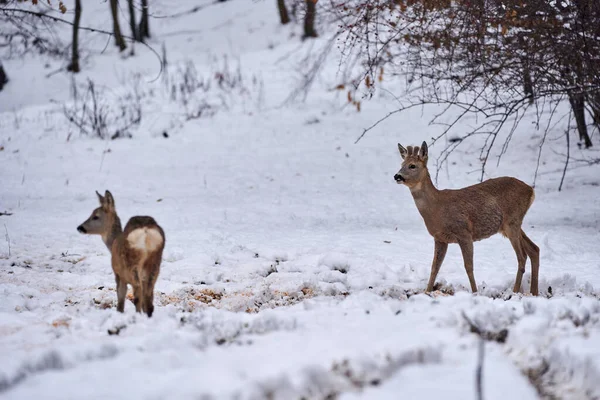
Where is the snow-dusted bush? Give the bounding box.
[63,77,142,140]
[163,56,262,122]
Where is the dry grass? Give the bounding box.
[51,318,70,328]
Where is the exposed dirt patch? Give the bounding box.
[156,285,330,313]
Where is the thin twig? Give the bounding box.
[559,115,572,192]
[149,1,222,19]
[476,338,485,400]
[533,98,565,187]
[1,7,164,81]
[354,102,426,144]
[99,142,110,172]
[4,224,10,257]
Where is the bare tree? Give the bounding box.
[0,1,68,59]
[1,1,163,79]
[589,94,600,126]
[126,0,140,42]
[310,0,599,182]
[67,0,82,72]
[303,0,317,39]
[569,93,593,148]
[277,0,290,24]
[139,0,150,40]
[0,62,8,91]
[109,0,127,51]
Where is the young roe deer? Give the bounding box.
[77,190,165,316]
[394,142,540,295]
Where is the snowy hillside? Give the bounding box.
[1,1,600,399]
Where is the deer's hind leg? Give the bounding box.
[506,226,528,294]
[116,275,128,313]
[458,239,477,293]
[426,240,448,292]
[142,263,160,317]
[143,279,155,318]
[132,284,144,313]
[521,230,540,296]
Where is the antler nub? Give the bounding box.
[406,146,421,157]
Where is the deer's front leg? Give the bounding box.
[426,240,448,292]
[115,275,127,313]
[458,239,477,293]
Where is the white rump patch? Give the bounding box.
[127,227,163,252]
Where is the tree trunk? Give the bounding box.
[126,0,140,42]
[67,0,82,73]
[587,93,600,128]
[569,93,593,148]
[277,0,290,24]
[303,0,318,39]
[110,0,127,52]
[139,0,150,40]
[0,63,8,91]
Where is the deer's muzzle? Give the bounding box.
[394,174,405,183]
[77,225,87,233]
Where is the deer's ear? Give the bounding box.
[104,190,115,209]
[96,191,105,205]
[419,141,428,161]
[398,143,408,159]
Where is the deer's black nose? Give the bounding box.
[394,174,404,182]
[77,225,87,233]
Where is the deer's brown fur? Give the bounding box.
[394,142,540,295]
[77,191,165,316]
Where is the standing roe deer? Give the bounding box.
[394,142,540,295]
[77,190,165,316]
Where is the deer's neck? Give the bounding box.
[409,173,439,215]
[102,215,123,252]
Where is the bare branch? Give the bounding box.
[1,6,163,80]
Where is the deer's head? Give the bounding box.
[77,190,116,236]
[394,141,429,188]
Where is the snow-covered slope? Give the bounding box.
[1,1,600,399]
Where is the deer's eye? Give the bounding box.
[92,216,99,220]
[409,164,417,169]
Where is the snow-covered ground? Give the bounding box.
[1,1,600,399]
